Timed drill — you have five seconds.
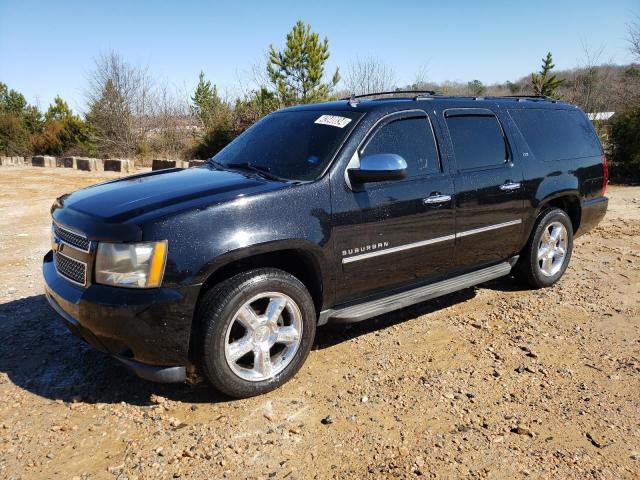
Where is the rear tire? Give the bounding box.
[514,208,573,288]
[197,268,316,398]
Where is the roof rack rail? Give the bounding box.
[340,90,438,103]
[339,92,560,106]
[500,95,557,103]
[501,94,551,99]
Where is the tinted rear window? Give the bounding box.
[509,108,601,161]
[445,114,508,170]
[361,117,441,177]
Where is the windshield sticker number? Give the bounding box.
[314,115,352,128]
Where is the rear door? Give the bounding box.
[331,110,456,304]
[441,107,525,269]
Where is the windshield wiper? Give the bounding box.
[225,162,284,181]
[206,159,226,169]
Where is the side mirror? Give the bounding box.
[348,153,408,184]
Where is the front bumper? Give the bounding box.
[43,250,199,383]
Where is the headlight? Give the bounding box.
[95,241,167,288]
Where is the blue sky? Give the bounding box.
[0,0,637,112]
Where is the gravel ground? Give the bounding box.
[0,167,638,480]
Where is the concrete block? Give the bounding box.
[58,156,78,168]
[76,157,104,172]
[188,160,206,168]
[32,155,56,167]
[104,159,135,173]
[0,156,23,166]
[152,159,188,170]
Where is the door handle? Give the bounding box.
[423,194,452,205]
[499,182,521,191]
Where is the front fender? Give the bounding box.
[141,179,334,304]
[196,238,331,289]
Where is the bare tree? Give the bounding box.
[628,15,640,62]
[249,54,272,91]
[399,63,445,92]
[145,83,196,160]
[344,56,396,95]
[566,44,614,115]
[85,51,156,156]
[231,54,271,101]
[410,63,431,91]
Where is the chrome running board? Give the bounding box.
[318,258,517,325]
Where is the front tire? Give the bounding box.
[514,208,573,288]
[198,268,316,398]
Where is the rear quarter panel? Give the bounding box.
[506,105,604,246]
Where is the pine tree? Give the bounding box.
[267,20,340,106]
[531,52,565,98]
[33,95,92,156]
[45,96,73,122]
[0,82,28,116]
[608,96,640,182]
[23,105,44,134]
[86,79,134,155]
[0,113,29,156]
[234,87,279,131]
[505,80,521,94]
[0,82,44,134]
[191,71,221,128]
[467,79,486,96]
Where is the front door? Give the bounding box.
[331,110,456,305]
[440,107,525,269]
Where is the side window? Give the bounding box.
[446,114,508,171]
[361,116,440,177]
[508,109,602,161]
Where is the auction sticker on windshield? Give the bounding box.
[314,115,352,128]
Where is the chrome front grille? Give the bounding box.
[54,251,87,286]
[53,223,91,252]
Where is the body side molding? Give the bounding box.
[342,219,522,264]
[342,234,455,264]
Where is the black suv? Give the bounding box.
[44,93,608,398]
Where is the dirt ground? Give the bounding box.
[0,166,638,480]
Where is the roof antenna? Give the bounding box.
[348,94,358,107]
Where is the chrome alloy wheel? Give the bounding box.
[537,221,568,277]
[224,292,303,382]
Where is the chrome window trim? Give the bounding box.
[54,250,88,287]
[342,219,522,264]
[442,107,514,171]
[345,109,443,191]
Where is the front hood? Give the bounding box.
[57,166,286,223]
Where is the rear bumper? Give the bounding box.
[43,250,199,383]
[576,196,608,238]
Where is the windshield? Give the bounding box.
[210,110,362,181]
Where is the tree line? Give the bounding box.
[1,19,639,180]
